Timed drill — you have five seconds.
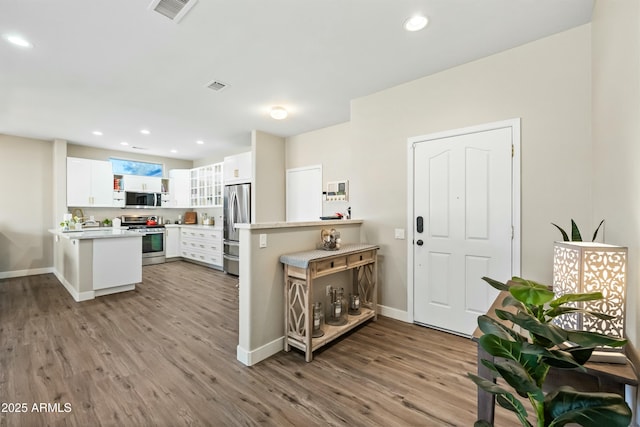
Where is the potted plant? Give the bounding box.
[551,219,604,242]
[469,276,631,427]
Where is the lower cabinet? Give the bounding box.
[165,227,181,258]
[180,226,223,268]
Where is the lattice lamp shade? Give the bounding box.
[552,242,627,341]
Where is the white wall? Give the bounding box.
[287,122,353,217]
[591,0,640,346]
[252,130,286,223]
[286,25,593,315]
[0,134,54,277]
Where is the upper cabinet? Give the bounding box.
[190,162,223,207]
[223,151,252,185]
[67,157,114,207]
[121,175,162,193]
[168,169,190,208]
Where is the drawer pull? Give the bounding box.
[330,261,334,268]
[360,255,363,261]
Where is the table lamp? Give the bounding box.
[552,241,627,363]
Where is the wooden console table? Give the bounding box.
[280,243,379,362]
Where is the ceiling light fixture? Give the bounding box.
[270,106,288,120]
[4,34,33,48]
[196,140,204,145]
[140,129,150,135]
[170,149,178,153]
[404,15,428,32]
[120,141,129,146]
[92,131,103,136]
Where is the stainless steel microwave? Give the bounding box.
[125,192,161,208]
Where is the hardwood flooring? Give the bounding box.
[0,261,519,426]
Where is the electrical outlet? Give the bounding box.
[394,228,405,239]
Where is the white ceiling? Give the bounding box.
[0,0,593,160]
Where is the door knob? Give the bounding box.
[416,240,424,246]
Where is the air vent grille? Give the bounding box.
[207,80,228,92]
[149,0,198,22]
[131,146,148,150]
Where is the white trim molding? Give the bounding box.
[0,267,53,280]
[237,336,284,366]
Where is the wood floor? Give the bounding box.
[0,261,519,426]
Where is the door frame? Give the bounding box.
[406,118,522,324]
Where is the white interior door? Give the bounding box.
[413,125,514,336]
[286,165,322,222]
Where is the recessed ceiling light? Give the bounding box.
[196,140,204,145]
[140,129,150,135]
[404,15,428,32]
[170,149,178,153]
[270,106,288,120]
[4,34,33,48]
[120,141,129,146]
[92,131,103,136]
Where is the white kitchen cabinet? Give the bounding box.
[180,226,222,268]
[122,175,162,192]
[190,163,223,207]
[165,226,181,258]
[168,169,190,208]
[223,151,252,184]
[67,157,114,207]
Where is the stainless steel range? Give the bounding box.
[120,215,166,265]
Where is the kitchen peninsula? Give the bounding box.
[50,228,142,301]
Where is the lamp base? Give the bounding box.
[588,350,628,365]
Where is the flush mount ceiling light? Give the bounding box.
[404,15,428,32]
[140,129,151,135]
[92,130,103,136]
[3,34,33,48]
[270,106,288,120]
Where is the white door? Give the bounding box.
[286,165,322,222]
[413,125,514,336]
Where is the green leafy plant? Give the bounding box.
[551,219,604,242]
[468,276,631,427]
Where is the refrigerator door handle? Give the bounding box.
[231,191,239,226]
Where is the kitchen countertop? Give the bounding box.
[48,228,142,240]
[164,224,222,230]
[235,219,362,230]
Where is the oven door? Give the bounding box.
[141,230,165,265]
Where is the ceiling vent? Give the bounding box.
[206,80,228,92]
[148,0,198,23]
[131,146,148,150]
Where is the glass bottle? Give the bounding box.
[328,287,348,326]
[312,302,324,338]
[349,293,361,315]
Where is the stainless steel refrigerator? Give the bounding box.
[223,183,250,275]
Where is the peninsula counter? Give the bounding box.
[49,228,142,301]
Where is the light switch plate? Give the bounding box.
[259,234,267,248]
[394,228,405,239]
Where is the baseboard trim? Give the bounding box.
[377,304,409,323]
[237,336,284,366]
[53,270,94,302]
[0,267,53,280]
